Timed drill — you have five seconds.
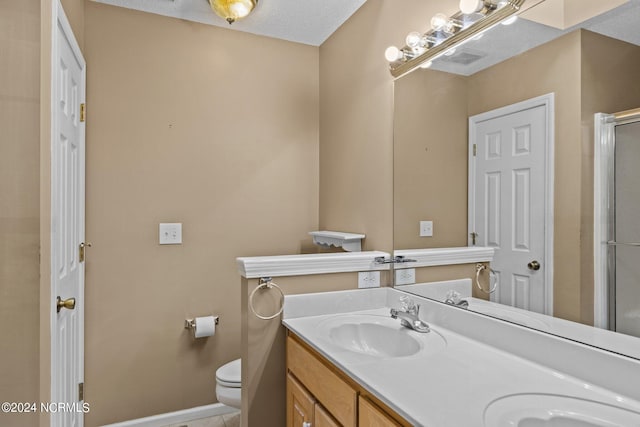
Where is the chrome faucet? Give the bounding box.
[444,290,469,309]
[390,297,430,333]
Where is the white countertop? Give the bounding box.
[282,288,640,427]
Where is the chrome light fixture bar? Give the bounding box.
[387,0,525,79]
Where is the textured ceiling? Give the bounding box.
[90,0,368,46]
[431,0,640,76]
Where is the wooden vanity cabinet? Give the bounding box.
[287,373,342,427]
[286,334,410,427]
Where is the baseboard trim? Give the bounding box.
[101,403,237,427]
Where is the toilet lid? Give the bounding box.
[216,359,241,386]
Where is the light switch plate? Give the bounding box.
[358,271,380,288]
[159,223,182,245]
[395,268,416,285]
[420,220,433,237]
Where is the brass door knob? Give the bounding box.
[56,296,76,313]
[527,260,541,271]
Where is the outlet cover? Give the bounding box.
[159,223,182,245]
[395,268,416,285]
[358,271,381,288]
[420,220,433,237]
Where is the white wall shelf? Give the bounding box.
[308,231,365,252]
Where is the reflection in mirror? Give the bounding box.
[393,0,640,359]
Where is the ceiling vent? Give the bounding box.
[441,48,487,65]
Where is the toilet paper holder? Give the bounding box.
[184,316,219,330]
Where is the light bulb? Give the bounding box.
[501,15,518,25]
[230,2,251,18]
[385,46,403,62]
[459,0,483,14]
[431,13,449,31]
[419,61,433,69]
[405,31,423,49]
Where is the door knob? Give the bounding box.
[527,260,541,271]
[56,296,76,313]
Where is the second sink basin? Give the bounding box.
[484,394,640,426]
[317,314,446,359]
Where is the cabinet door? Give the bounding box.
[359,397,402,427]
[287,374,315,427]
[315,403,341,427]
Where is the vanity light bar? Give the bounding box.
[388,0,525,79]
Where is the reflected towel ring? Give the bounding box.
[249,277,285,320]
[475,263,497,294]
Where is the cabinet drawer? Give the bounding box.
[287,336,357,427]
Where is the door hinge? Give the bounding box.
[79,242,92,263]
[80,103,86,122]
[470,232,478,245]
[78,382,84,401]
[473,144,477,157]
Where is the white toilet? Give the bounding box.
[216,358,241,409]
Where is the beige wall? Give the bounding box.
[83,2,319,424]
[318,0,461,253]
[394,69,469,249]
[0,2,41,426]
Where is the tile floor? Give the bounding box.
[164,411,240,427]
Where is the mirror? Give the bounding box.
[393,0,640,358]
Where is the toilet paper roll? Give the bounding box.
[193,316,216,339]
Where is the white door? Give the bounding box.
[469,94,554,314]
[51,1,86,426]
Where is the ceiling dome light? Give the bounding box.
[419,61,433,69]
[209,0,257,24]
[459,0,484,15]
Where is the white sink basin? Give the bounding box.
[484,394,640,426]
[317,314,446,359]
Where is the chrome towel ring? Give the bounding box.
[475,263,497,294]
[249,277,285,320]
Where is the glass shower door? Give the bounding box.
[613,120,640,338]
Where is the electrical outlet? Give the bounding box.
[420,220,433,237]
[395,268,416,285]
[358,271,380,288]
[159,223,182,244]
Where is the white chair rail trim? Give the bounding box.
[237,251,391,278]
[393,247,494,269]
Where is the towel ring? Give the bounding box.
[475,263,497,294]
[249,277,285,320]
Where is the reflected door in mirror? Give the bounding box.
[469,97,552,314]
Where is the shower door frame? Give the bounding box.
[594,108,640,330]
